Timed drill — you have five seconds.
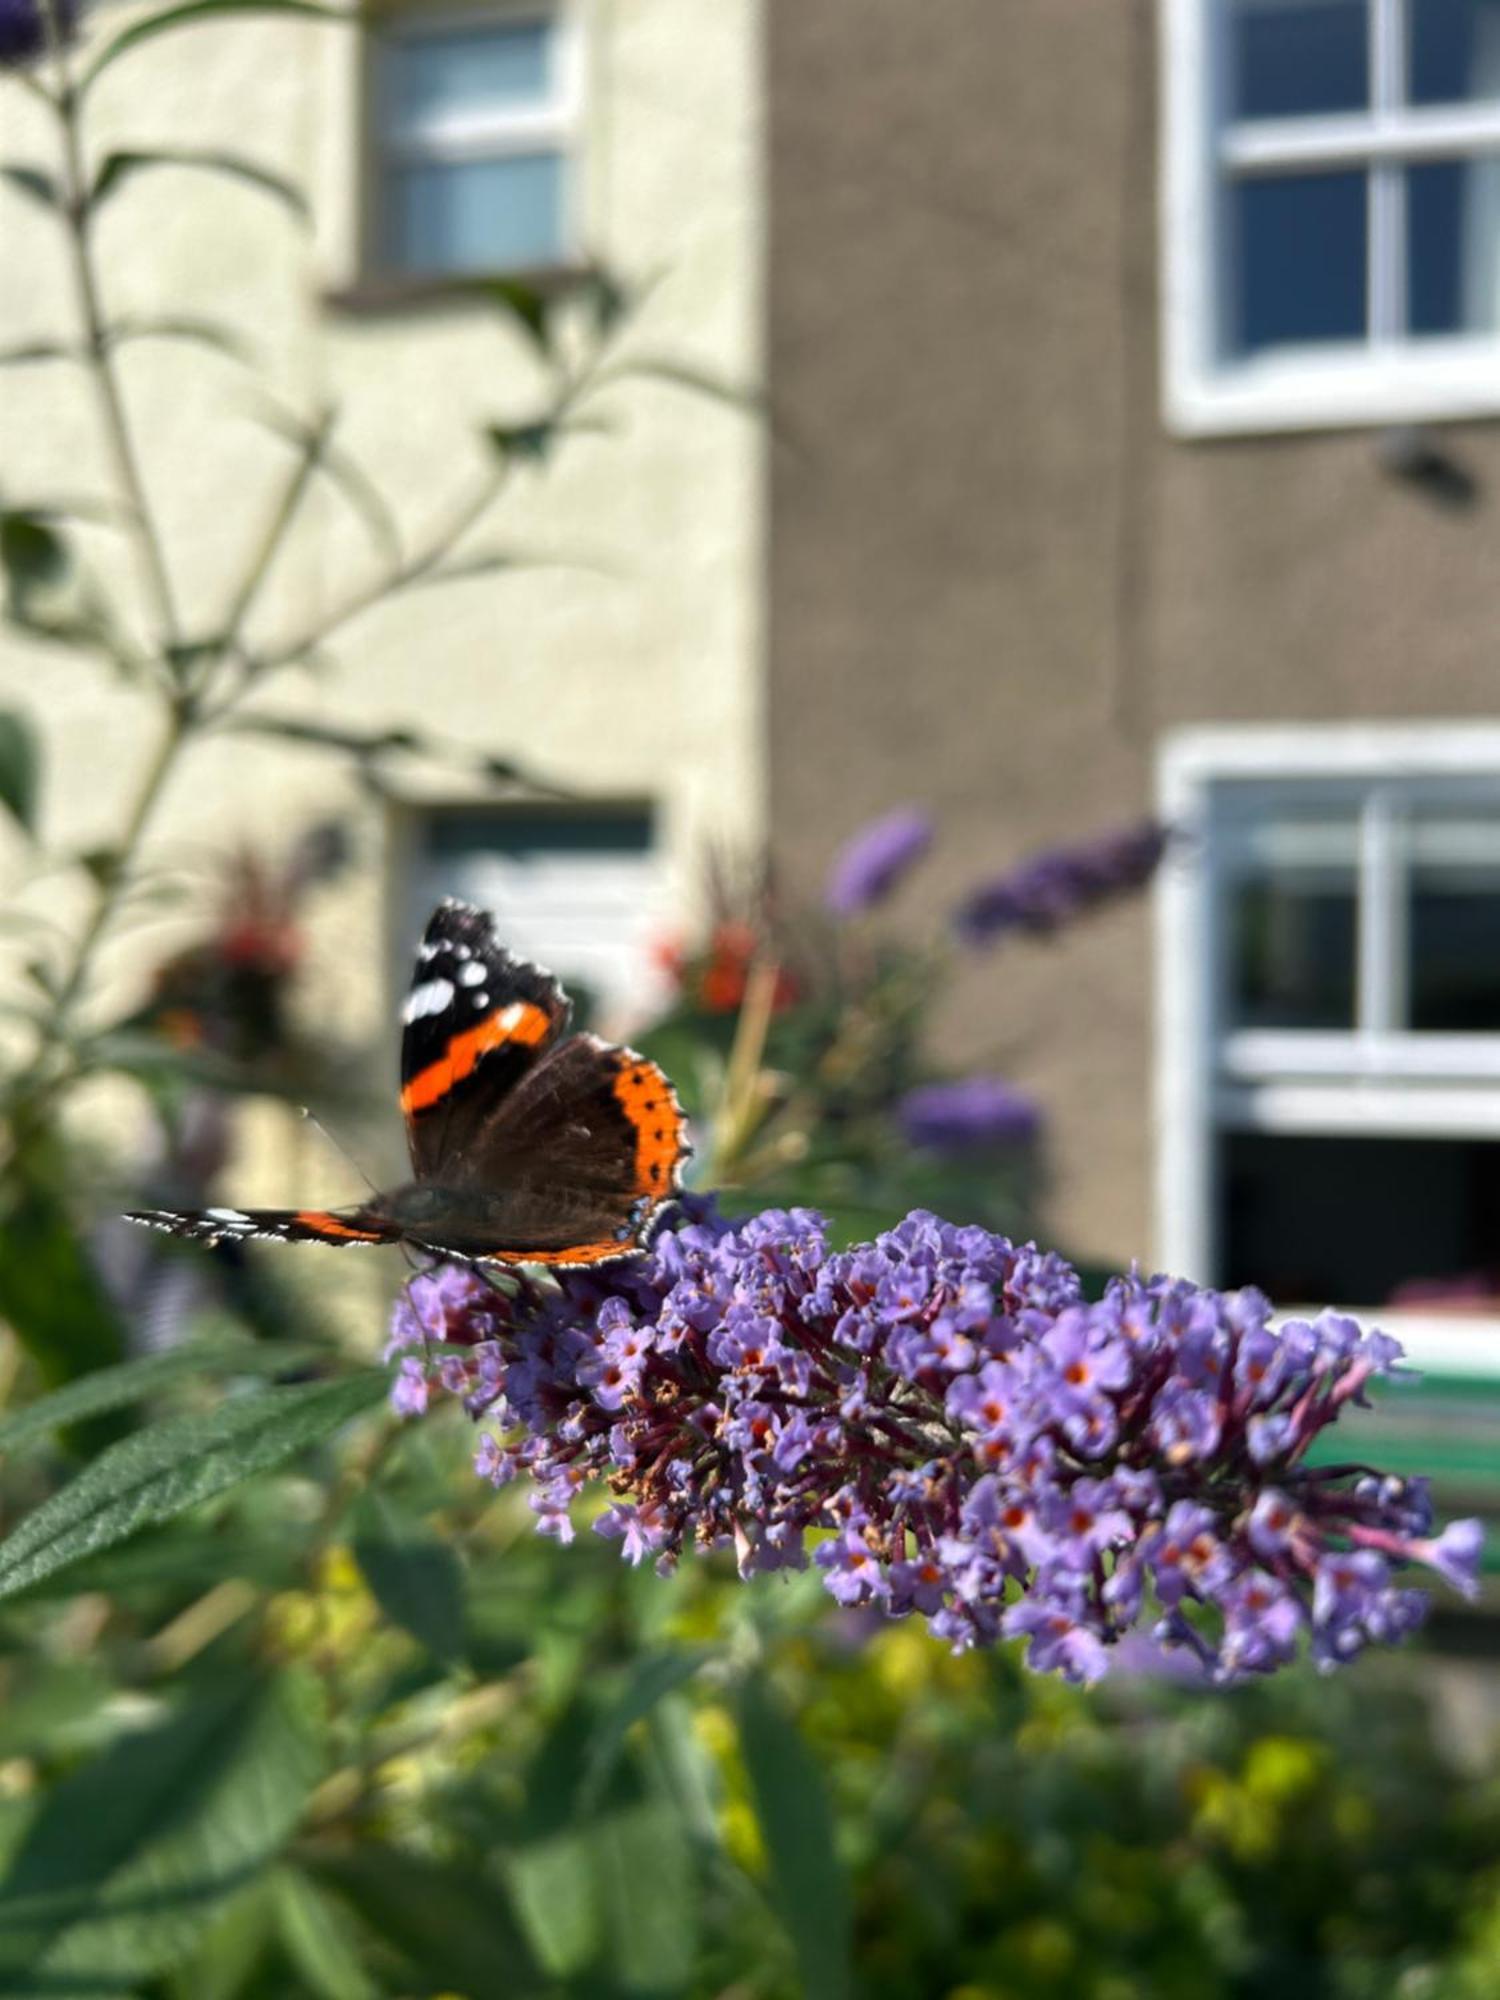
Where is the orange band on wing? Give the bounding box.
[400,1002,553,1116]
[487,1240,637,1268]
[294,1210,389,1242]
[612,1058,687,1199]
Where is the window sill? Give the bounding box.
[1165,340,1500,439]
[324,261,597,318]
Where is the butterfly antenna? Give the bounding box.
[297,1105,381,1199]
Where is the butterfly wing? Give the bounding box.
[426,1032,691,1264]
[400,898,572,1181]
[124,1204,398,1246]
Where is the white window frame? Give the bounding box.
[370,2,586,279]
[1156,722,1500,1376]
[1161,0,1500,435]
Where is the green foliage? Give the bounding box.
[0,1372,387,1601]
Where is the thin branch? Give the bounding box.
[43,5,183,653]
[248,460,510,679]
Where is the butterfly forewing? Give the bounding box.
[400,899,571,1180]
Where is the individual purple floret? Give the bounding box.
[956,819,1168,946]
[825,807,934,917]
[389,1200,1483,1685]
[898,1076,1041,1151]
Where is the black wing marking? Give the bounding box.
[124,1204,398,1247]
[400,898,572,1180]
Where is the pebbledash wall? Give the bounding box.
[765,0,1500,1312]
[0,0,764,1196]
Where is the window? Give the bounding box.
[1156,727,1500,1367]
[403,804,671,1030]
[1162,0,1500,432]
[372,9,582,279]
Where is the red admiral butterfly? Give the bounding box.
[126,898,690,1266]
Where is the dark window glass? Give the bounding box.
[1226,814,1359,1029]
[1407,159,1500,335]
[1409,0,1500,103]
[1227,172,1368,354]
[1407,811,1500,1028]
[1222,1132,1500,1304]
[1229,0,1369,117]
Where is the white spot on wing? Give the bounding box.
[206,1207,250,1224]
[498,1002,524,1031]
[457,961,487,987]
[474,991,489,1008]
[403,977,454,1023]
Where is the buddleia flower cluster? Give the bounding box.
[955,818,1168,945]
[389,1202,1483,1684]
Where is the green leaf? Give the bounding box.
[464,275,552,351]
[248,401,401,565]
[220,712,420,759]
[0,166,61,212]
[592,354,763,414]
[162,1877,276,2000]
[502,1830,599,1979]
[595,1801,697,1994]
[0,710,39,834]
[0,513,68,592]
[81,0,355,95]
[0,341,77,367]
[577,1649,711,1811]
[350,1492,464,1663]
[0,1172,128,1394]
[307,1847,544,1998]
[89,148,310,224]
[272,1869,375,2000]
[484,414,611,465]
[106,315,258,368]
[0,1334,323,1459]
[736,1675,852,2000]
[0,1371,388,1603]
[0,1672,322,1990]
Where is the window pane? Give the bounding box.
[412,806,668,1029]
[385,153,567,274]
[1226,172,1368,354]
[1407,810,1500,1028]
[1228,0,1369,117]
[1409,0,1500,103]
[390,22,553,127]
[1222,1132,1500,1304]
[1407,159,1500,334]
[1226,813,1359,1028]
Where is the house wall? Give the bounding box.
[0,0,764,1196]
[766,0,1500,1269]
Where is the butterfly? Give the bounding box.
[126,898,690,1266]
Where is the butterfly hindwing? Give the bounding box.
[400,899,572,1179]
[433,1033,691,1263]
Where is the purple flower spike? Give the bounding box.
[825,807,934,917]
[956,819,1167,946]
[390,1199,1483,1685]
[898,1077,1042,1152]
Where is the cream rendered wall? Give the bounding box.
[0,0,764,1205]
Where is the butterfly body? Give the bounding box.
[126,899,690,1267]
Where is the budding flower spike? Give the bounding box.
[390,1202,1484,1685]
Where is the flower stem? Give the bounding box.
[45,13,182,654]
